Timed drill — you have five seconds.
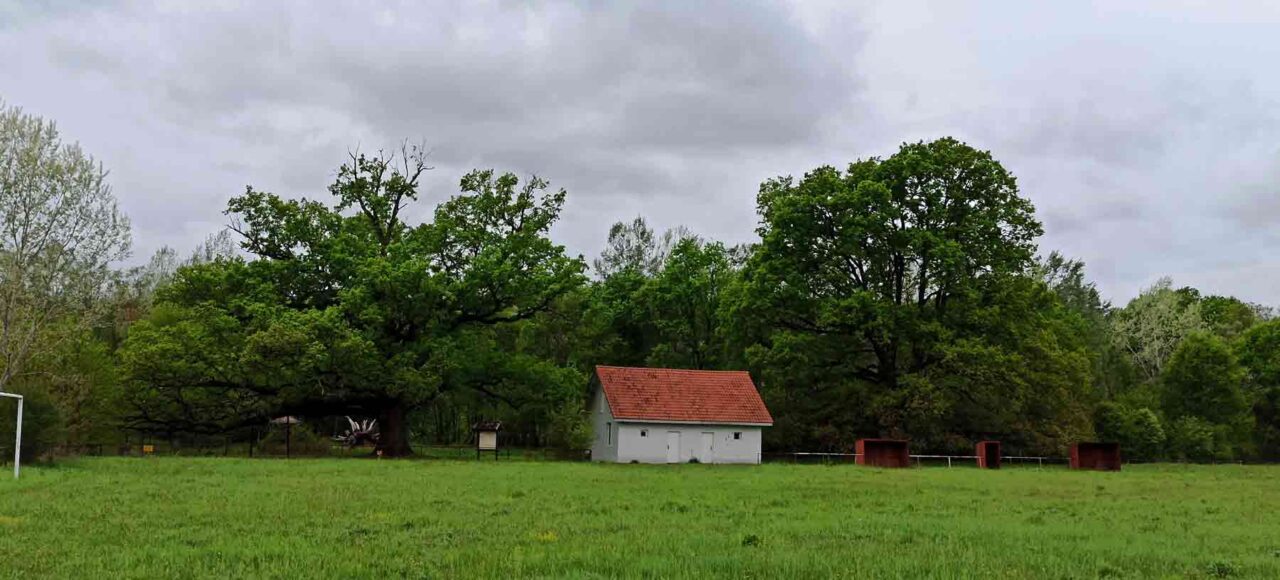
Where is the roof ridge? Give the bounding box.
[594,365,750,374]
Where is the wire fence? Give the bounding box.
[11,444,1052,467]
[4,444,1272,467]
[0,443,594,462]
[762,452,861,465]
[762,451,1067,468]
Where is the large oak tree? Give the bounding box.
[120,147,584,455]
[739,138,1095,449]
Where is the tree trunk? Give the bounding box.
[376,404,414,457]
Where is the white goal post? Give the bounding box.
[0,392,21,479]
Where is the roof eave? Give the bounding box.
[613,418,774,427]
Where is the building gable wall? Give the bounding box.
[589,381,617,462]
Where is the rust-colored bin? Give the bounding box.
[856,439,910,468]
[976,440,1001,469]
[1070,442,1121,471]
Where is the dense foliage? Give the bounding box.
[115,147,585,455]
[3,122,1277,460]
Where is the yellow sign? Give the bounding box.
[142,445,155,455]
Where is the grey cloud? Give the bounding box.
[1223,172,1280,232]
[92,1,858,227]
[4,1,1280,305]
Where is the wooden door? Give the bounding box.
[699,432,714,463]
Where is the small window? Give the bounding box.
[640,429,648,437]
[733,432,743,440]
[606,422,612,445]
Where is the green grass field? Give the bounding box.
[1,458,1278,578]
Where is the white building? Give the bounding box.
[589,366,773,464]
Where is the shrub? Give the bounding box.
[1166,416,1219,461]
[0,384,64,460]
[1096,402,1165,461]
[546,402,592,450]
[257,423,331,456]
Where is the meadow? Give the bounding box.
[1,458,1278,579]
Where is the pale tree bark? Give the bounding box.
[0,102,131,392]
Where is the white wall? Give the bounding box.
[588,385,617,462]
[614,423,762,464]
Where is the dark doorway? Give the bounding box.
[976,440,1001,469]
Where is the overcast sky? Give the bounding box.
[3,1,1279,305]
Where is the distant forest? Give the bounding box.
[3,102,1277,461]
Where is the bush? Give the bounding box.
[1096,402,1165,461]
[1166,416,1224,461]
[257,423,331,456]
[0,384,64,461]
[546,403,592,450]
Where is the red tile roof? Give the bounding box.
[595,366,773,425]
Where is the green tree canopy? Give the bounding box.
[641,238,737,370]
[1239,320,1280,389]
[1162,332,1248,424]
[0,102,132,392]
[739,137,1083,448]
[1200,295,1263,341]
[120,147,585,454]
[1237,320,1280,457]
[1161,332,1251,458]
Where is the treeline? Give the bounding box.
[2,103,1277,460]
